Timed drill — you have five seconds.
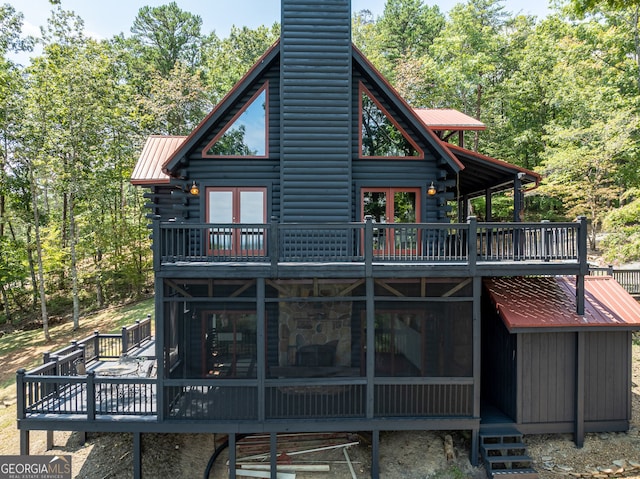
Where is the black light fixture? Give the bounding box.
[427,181,437,196]
[189,181,200,196]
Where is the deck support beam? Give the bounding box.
[229,433,236,479]
[20,430,29,455]
[270,432,277,479]
[133,432,142,479]
[371,430,379,479]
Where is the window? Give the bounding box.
[206,187,266,255]
[362,188,421,256]
[359,83,423,159]
[203,83,268,157]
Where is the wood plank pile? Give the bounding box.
[227,432,361,478]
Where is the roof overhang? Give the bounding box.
[130,135,186,186]
[413,108,486,132]
[447,144,540,198]
[485,276,640,333]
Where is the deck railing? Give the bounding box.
[590,267,640,295]
[154,217,587,268]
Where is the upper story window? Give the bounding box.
[203,82,268,158]
[359,83,423,159]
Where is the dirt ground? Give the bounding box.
[1,326,638,478]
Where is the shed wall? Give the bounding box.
[520,332,576,424]
[584,331,630,423]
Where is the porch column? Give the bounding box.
[484,189,492,222]
[471,276,482,466]
[513,176,523,222]
[155,278,165,421]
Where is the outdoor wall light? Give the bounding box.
[189,181,200,196]
[427,182,437,196]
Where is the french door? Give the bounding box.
[362,188,421,256]
[206,187,266,256]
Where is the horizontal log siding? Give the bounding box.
[584,331,629,422]
[280,0,352,223]
[352,69,449,223]
[520,332,575,424]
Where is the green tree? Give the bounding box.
[202,24,279,103]
[131,1,202,77]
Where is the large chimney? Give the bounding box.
[280,0,352,222]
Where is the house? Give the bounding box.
[17,1,640,478]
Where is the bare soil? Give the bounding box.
[1,312,638,478]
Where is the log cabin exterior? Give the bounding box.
[16,1,640,477]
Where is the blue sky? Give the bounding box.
[6,0,553,64]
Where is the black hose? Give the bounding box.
[203,434,248,479]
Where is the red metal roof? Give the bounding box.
[131,135,186,185]
[485,276,640,331]
[413,108,486,131]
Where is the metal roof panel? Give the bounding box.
[485,276,640,331]
[131,135,186,185]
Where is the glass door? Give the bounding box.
[207,187,266,255]
[362,188,420,256]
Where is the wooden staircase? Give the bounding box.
[480,428,538,479]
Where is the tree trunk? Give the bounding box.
[1,284,10,325]
[30,168,50,341]
[69,192,80,330]
[25,225,39,310]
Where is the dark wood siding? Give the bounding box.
[584,331,630,423]
[520,332,575,424]
[351,68,450,223]
[280,0,352,222]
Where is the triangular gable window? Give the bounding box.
[203,82,268,157]
[359,83,423,159]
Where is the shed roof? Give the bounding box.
[414,108,486,131]
[130,135,186,185]
[485,276,640,332]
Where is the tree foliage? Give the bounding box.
[2,0,640,337]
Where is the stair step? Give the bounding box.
[482,442,527,452]
[492,469,539,479]
[480,430,524,444]
[485,454,532,463]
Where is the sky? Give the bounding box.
[6,0,553,64]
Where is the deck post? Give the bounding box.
[87,371,96,421]
[93,331,100,361]
[364,216,373,277]
[16,369,25,420]
[270,433,277,479]
[46,431,54,451]
[269,217,279,276]
[133,432,142,479]
[467,216,477,275]
[371,430,379,479]
[576,216,588,315]
[20,430,29,455]
[122,326,129,355]
[229,433,236,479]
